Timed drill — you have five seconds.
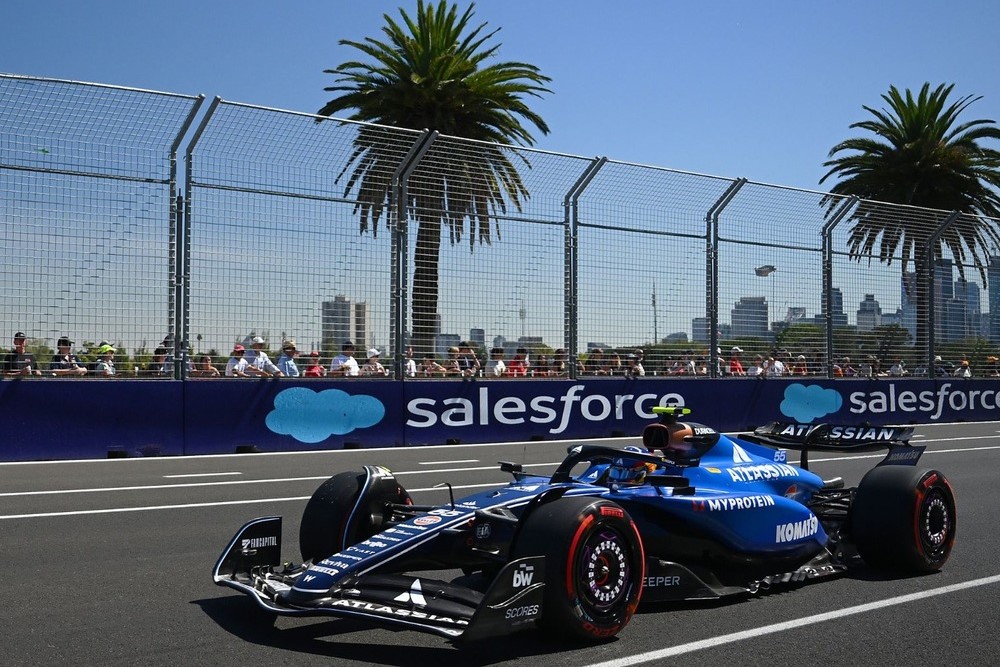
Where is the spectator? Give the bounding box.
[457,341,481,377]
[277,340,300,377]
[329,340,360,377]
[953,360,972,378]
[932,355,950,376]
[443,346,463,376]
[245,336,283,377]
[747,354,765,377]
[551,348,568,377]
[680,351,696,376]
[420,354,447,377]
[587,348,608,375]
[625,353,645,377]
[303,351,327,378]
[190,354,221,377]
[534,353,550,377]
[93,343,117,377]
[361,348,390,377]
[788,354,808,376]
[728,346,745,376]
[507,347,529,377]
[763,352,785,377]
[3,331,42,377]
[985,356,1000,377]
[610,353,623,375]
[49,336,87,377]
[404,347,417,378]
[889,358,908,377]
[840,356,856,377]
[484,347,507,377]
[225,344,252,377]
[145,347,170,377]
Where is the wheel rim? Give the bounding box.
[576,527,633,614]
[919,488,952,559]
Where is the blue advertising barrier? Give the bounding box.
[1,376,999,461]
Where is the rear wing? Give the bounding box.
[741,422,924,469]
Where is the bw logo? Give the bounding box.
[513,563,534,588]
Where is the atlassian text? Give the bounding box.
[406,385,685,435]
[849,382,1000,421]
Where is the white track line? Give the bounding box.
[585,574,1000,667]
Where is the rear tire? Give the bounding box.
[512,496,644,642]
[852,466,956,572]
[299,469,411,563]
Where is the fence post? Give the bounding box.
[563,157,607,379]
[821,196,858,377]
[169,95,205,378]
[181,96,222,375]
[705,178,746,377]
[391,130,437,379]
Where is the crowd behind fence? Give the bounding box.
[4,73,1000,382]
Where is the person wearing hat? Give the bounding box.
[361,348,389,377]
[49,336,88,376]
[244,335,283,377]
[93,343,117,377]
[728,346,745,376]
[277,340,300,377]
[225,344,252,377]
[624,352,645,377]
[329,340,359,377]
[303,351,327,378]
[3,331,42,377]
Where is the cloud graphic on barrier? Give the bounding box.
[265,387,386,443]
[780,384,843,423]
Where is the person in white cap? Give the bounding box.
[361,348,389,377]
[244,335,283,377]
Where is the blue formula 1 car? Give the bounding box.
[213,407,956,644]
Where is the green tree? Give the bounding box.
[820,83,1000,353]
[317,1,551,354]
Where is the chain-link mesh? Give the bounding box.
[0,74,201,373]
[5,76,1000,380]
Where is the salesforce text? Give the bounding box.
[407,385,684,435]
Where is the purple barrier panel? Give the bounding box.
[399,376,1000,444]
[0,379,184,461]
[4,377,999,462]
[181,378,406,455]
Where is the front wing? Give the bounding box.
[212,516,545,641]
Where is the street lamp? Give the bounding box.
[755,265,777,335]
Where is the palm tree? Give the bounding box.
[317,1,551,355]
[820,82,1000,353]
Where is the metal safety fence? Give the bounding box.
[4,73,1000,381]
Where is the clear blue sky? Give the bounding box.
[4,0,1000,192]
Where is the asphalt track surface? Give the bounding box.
[3,422,999,667]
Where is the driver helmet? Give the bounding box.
[607,457,649,485]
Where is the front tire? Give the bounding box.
[298,468,411,563]
[512,496,645,642]
[851,466,956,572]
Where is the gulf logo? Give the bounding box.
[414,515,442,526]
